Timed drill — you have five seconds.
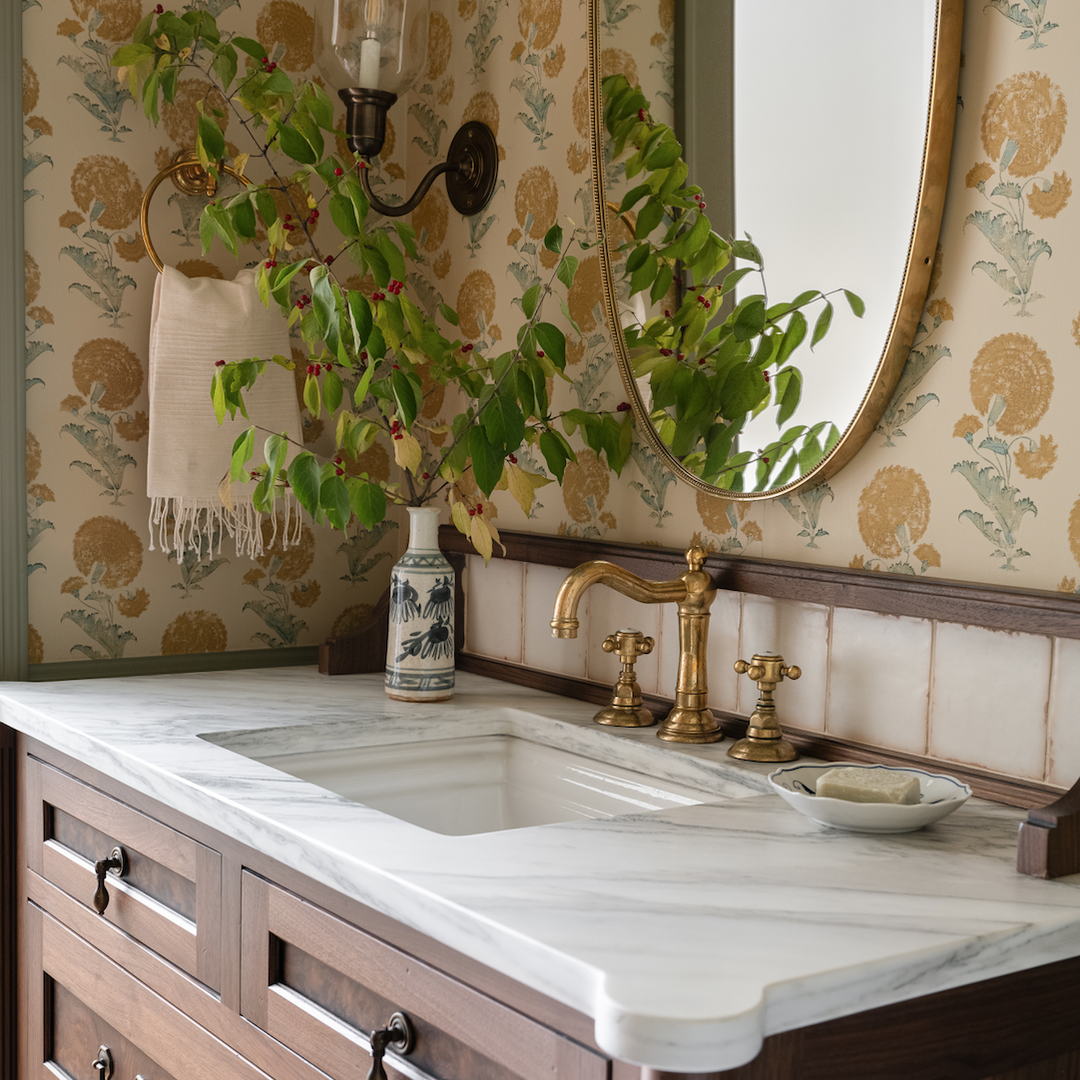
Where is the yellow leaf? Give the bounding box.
[486,518,507,557]
[393,429,422,474]
[232,152,250,178]
[470,516,494,564]
[307,193,318,209]
[451,500,472,536]
[506,463,552,517]
[217,472,234,512]
[155,33,169,48]
[178,46,192,61]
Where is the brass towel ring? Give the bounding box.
[140,151,252,274]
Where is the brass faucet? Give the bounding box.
[551,545,722,743]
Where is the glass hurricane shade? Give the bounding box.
[313,0,430,97]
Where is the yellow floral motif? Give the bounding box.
[966,162,995,188]
[69,0,141,41]
[926,298,953,322]
[969,333,1053,435]
[331,603,374,637]
[61,577,87,595]
[562,450,610,525]
[510,41,525,62]
[72,516,143,588]
[514,166,558,238]
[507,228,523,246]
[1069,496,1080,568]
[981,71,1067,177]
[161,80,228,149]
[857,466,931,560]
[56,18,83,36]
[28,484,55,503]
[1059,577,1077,594]
[26,431,41,483]
[290,580,321,608]
[61,395,87,412]
[384,162,406,182]
[543,43,565,79]
[433,251,451,279]
[59,210,85,230]
[849,555,865,570]
[26,116,53,137]
[1015,434,1058,479]
[114,411,149,442]
[27,306,53,325]
[243,568,266,586]
[566,143,589,175]
[255,519,316,581]
[599,511,618,531]
[458,0,476,16]
[914,543,942,568]
[517,0,561,50]
[954,413,983,439]
[24,251,41,306]
[116,588,150,618]
[456,269,499,342]
[161,611,228,655]
[437,78,454,107]
[412,187,449,253]
[1072,311,1080,349]
[70,155,143,231]
[1027,172,1071,219]
[567,255,604,334]
[72,338,143,411]
[256,1,315,70]
[27,626,44,666]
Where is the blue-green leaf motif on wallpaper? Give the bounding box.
[57,25,134,142]
[465,192,503,258]
[337,518,398,585]
[243,565,310,648]
[168,527,230,598]
[61,214,138,327]
[967,206,1051,315]
[23,0,42,12]
[62,384,139,504]
[409,97,448,160]
[628,441,676,526]
[182,0,240,16]
[953,459,1036,570]
[511,25,557,149]
[62,570,140,660]
[778,482,834,549]
[876,304,953,446]
[465,0,508,84]
[602,0,640,32]
[987,0,1058,48]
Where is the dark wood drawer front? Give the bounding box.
[26,757,222,991]
[241,873,608,1080]
[27,903,273,1080]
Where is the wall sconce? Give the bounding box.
[314,0,499,218]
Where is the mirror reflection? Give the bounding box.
[595,0,959,497]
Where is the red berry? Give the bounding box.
[616,402,631,413]
[285,213,292,220]
[660,348,672,357]
[154,3,163,12]
[323,255,334,265]
[335,468,344,476]
[422,472,430,480]
[214,359,226,367]
[762,456,770,464]
[703,299,711,309]
[699,201,707,210]
[508,453,517,464]
[698,357,707,365]
[334,167,344,177]
[306,364,315,374]
[261,56,268,64]
[476,502,483,513]
[468,508,476,517]
[536,349,544,358]
[638,108,646,121]
[664,309,671,318]
[461,342,474,352]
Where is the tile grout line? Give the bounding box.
[924,619,937,759]
[1043,636,1056,785]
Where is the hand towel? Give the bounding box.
[147,266,303,559]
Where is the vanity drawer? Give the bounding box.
[25,901,272,1080]
[241,873,609,1080]
[25,757,222,991]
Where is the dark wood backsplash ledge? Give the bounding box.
[440,526,1080,639]
[441,527,1075,808]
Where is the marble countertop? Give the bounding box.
[3,666,1080,1072]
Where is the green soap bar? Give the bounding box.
[815,767,921,804]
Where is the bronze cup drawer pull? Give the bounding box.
[367,1012,415,1080]
[92,846,127,915]
[92,1045,114,1080]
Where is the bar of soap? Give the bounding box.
[815,767,921,804]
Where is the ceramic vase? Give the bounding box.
[384,506,455,701]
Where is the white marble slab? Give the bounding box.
[3,667,1079,1072]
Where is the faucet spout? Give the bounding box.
[550,546,723,744]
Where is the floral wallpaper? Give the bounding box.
[20,0,1080,669]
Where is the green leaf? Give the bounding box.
[844,290,865,318]
[438,302,460,327]
[229,427,255,482]
[721,363,769,415]
[811,301,833,349]
[539,430,568,482]
[329,193,358,236]
[231,36,266,59]
[347,478,387,529]
[392,367,419,430]
[521,282,541,320]
[635,197,664,239]
[775,367,802,427]
[277,122,317,164]
[775,311,807,367]
[287,452,322,518]
[320,474,351,530]
[212,43,237,90]
[469,425,503,497]
[197,114,225,163]
[373,230,407,284]
[543,223,563,253]
[556,255,579,290]
[323,368,344,413]
[482,391,525,453]
[534,322,566,370]
[303,373,321,417]
[234,197,257,239]
[255,188,277,228]
[348,291,373,349]
[732,298,766,342]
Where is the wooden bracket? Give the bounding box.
[1017,776,1080,878]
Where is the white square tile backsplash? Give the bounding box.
[462,558,1073,788]
[930,623,1051,781]
[828,608,932,755]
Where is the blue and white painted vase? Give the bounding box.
[384,506,455,701]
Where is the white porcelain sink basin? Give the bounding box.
[201,714,767,836]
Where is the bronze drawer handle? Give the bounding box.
[367,1012,414,1080]
[92,1045,113,1080]
[92,846,127,915]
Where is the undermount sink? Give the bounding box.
[200,713,767,836]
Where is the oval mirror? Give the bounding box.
[589,0,963,498]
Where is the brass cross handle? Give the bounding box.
[594,629,655,728]
[729,653,801,762]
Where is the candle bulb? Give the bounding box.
[358,35,381,89]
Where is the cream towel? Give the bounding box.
[147,266,303,559]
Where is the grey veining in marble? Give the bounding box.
[3,667,1079,1071]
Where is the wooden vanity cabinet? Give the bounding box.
[12,732,1080,1080]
